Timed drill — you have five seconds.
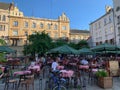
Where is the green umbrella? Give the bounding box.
[78,48,93,54]
[0,46,15,53]
[49,45,77,54]
[91,43,116,51]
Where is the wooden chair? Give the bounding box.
[21,74,34,90]
[4,74,18,90]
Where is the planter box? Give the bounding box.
[98,77,113,89]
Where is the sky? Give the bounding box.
[0,0,113,30]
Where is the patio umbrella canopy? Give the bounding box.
[0,46,15,53]
[77,48,93,54]
[49,45,77,54]
[91,43,116,51]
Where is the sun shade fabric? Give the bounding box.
[0,46,15,53]
[49,45,77,54]
[77,48,93,54]
[91,43,116,51]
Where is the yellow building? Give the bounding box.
[70,29,90,43]
[9,13,70,46]
[0,2,10,43]
[0,2,70,56]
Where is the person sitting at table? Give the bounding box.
[80,58,88,65]
[51,57,59,71]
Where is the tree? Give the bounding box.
[23,31,52,56]
[0,39,6,45]
[68,42,78,49]
[52,38,68,48]
[77,40,89,49]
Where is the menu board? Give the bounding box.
[109,61,119,70]
[109,61,119,76]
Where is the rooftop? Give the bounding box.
[0,2,10,10]
[70,29,90,33]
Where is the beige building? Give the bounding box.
[70,29,90,43]
[0,2,10,43]
[9,13,70,46]
[0,2,70,56]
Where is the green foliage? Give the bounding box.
[96,70,108,77]
[52,38,68,48]
[68,42,78,49]
[77,40,89,49]
[0,39,6,45]
[23,31,53,55]
[0,53,7,63]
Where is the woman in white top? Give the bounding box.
[51,58,59,71]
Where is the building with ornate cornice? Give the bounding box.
[9,13,69,46]
[70,29,90,43]
[0,2,70,56]
[0,2,10,44]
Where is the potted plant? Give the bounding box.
[96,70,113,89]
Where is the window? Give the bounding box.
[0,25,5,31]
[118,27,120,34]
[0,15,1,21]
[98,22,101,28]
[62,26,66,30]
[54,24,58,30]
[24,21,28,28]
[104,18,107,25]
[40,23,43,29]
[32,22,36,28]
[109,16,112,23]
[13,30,18,36]
[95,23,97,30]
[0,25,2,30]
[117,15,120,24]
[47,23,51,29]
[13,21,18,26]
[116,7,120,12]
[2,15,6,21]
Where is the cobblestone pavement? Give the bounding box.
[0,76,120,90]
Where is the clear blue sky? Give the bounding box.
[1,0,113,30]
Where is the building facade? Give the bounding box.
[113,0,120,45]
[90,7,115,47]
[0,2,70,56]
[0,2,10,44]
[70,29,90,43]
[9,13,70,46]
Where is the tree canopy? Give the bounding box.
[0,39,6,46]
[23,31,52,55]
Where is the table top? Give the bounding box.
[14,70,31,76]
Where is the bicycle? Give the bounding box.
[48,70,67,90]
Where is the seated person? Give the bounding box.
[80,58,88,65]
[51,58,59,71]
